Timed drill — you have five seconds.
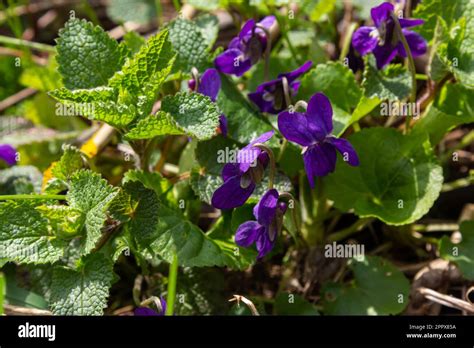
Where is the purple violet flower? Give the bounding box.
[134,296,167,316]
[248,61,313,114]
[235,189,286,259]
[211,130,274,210]
[277,93,359,188]
[188,68,228,137]
[0,144,17,166]
[352,2,426,69]
[214,16,276,76]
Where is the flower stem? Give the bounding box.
[391,13,417,133]
[328,218,373,242]
[0,194,66,201]
[281,76,291,108]
[277,139,288,163]
[339,22,358,61]
[228,295,260,316]
[253,143,276,190]
[274,11,302,65]
[313,177,327,244]
[191,67,200,90]
[441,172,474,193]
[293,100,308,112]
[165,253,178,316]
[0,35,55,53]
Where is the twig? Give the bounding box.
[94,223,122,251]
[4,304,52,316]
[441,173,474,193]
[228,295,260,316]
[0,35,55,53]
[413,222,459,232]
[155,137,173,173]
[440,130,474,163]
[0,0,90,22]
[0,88,36,112]
[80,124,116,158]
[396,260,431,273]
[140,296,165,313]
[467,286,474,304]
[418,287,474,313]
[108,22,144,40]
[0,47,47,65]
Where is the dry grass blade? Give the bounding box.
[418,287,474,314]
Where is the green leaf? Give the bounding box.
[168,18,211,72]
[278,141,305,177]
[48,86,116,103]
[123,169,171,197]
[413,0,470,43]
[122,31,145,55]
[20,59,62,91]
[109,29,175,106]
[321,256,410,315]
[50,253,114,315]
[190,171,222,205]
[124,177,254,269]
[5,275,49,309]
[0,165,42,195]
[412,83,474,144]
[36,205,83,238]
[23,92,74,131]
[274,292,319,315]
[149,203,254,268]
[107,0,156,25]
[325,128,443,225]
[67,170,119,255]
[347,96,381,129]
[362,55,412,101]
[299,61,362,112]
[161,92,220,140]
[124,181,160,247]
[440,220,474,280]
[56,18,127,89]
[171,267,227,315]
[126,111,185,140]
[0,200,67,264]
[194,14,219,49]
[50,144,83,181]
[435,15,474,88]
[195,136,238,175]
[90,101,137,127]
[217,74,275,146]
[309,0,336,22]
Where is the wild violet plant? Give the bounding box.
[0,0,473,317]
